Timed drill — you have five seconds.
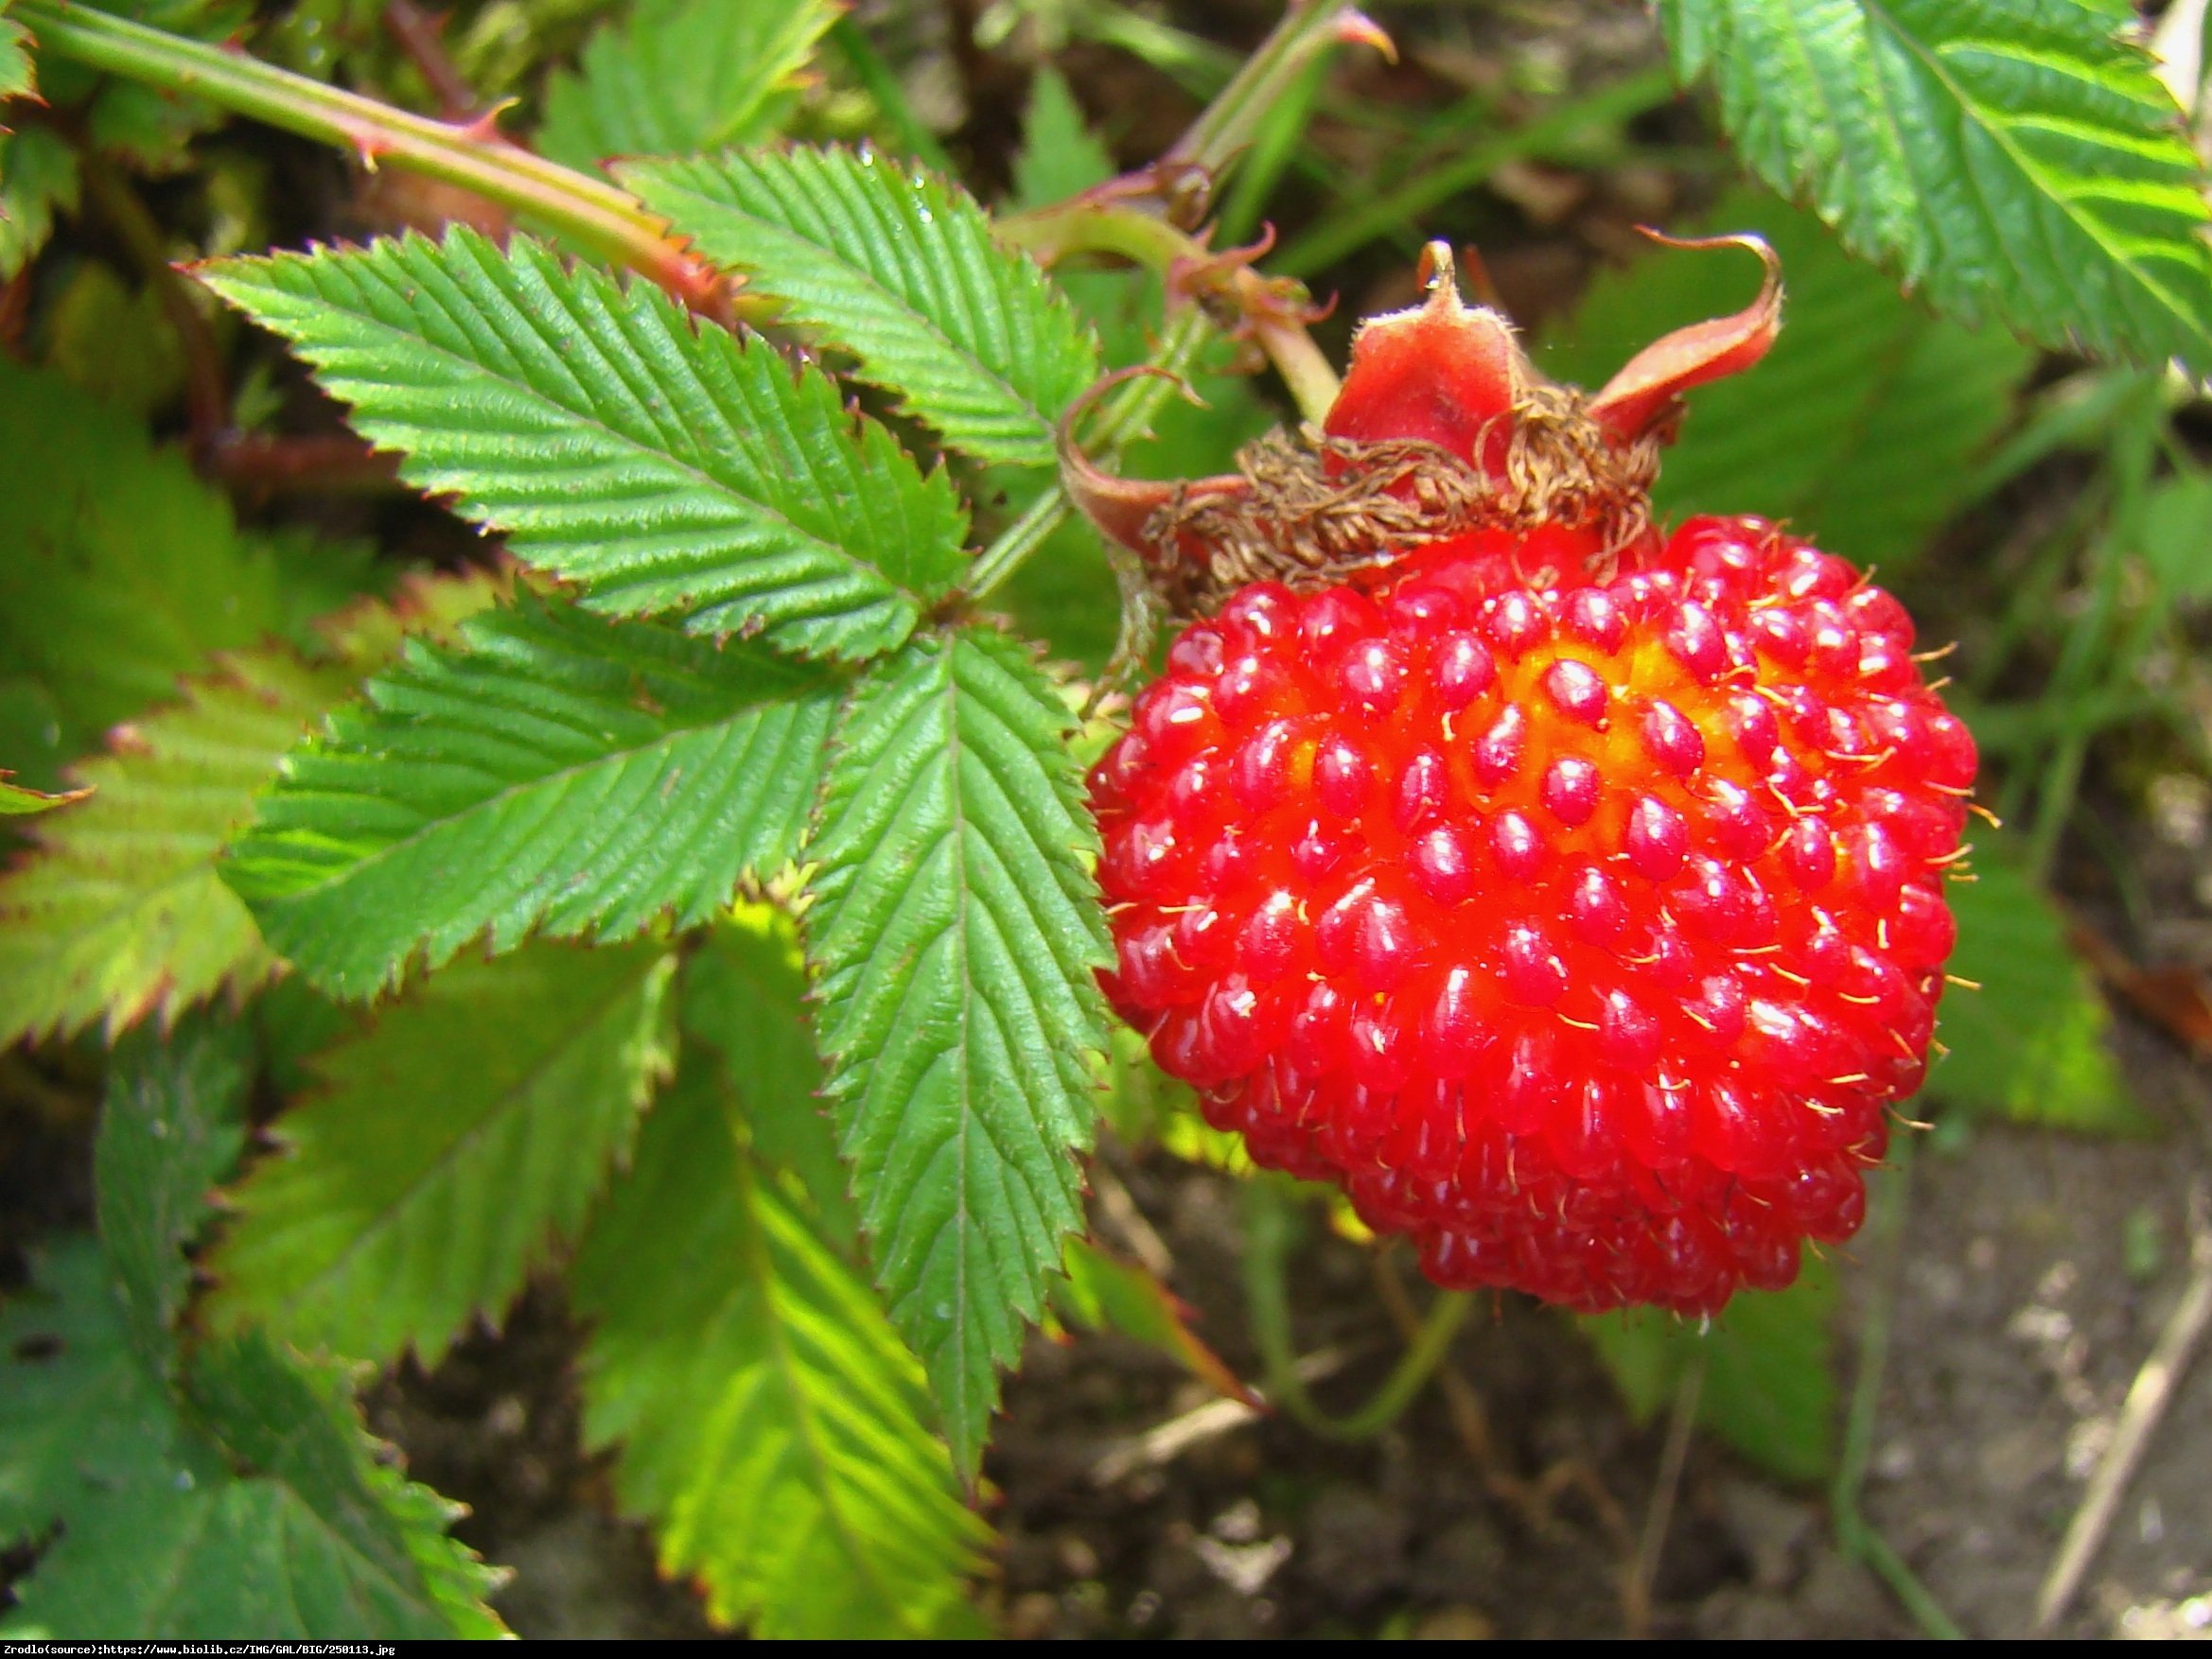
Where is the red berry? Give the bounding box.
[1090,523,1969,1314]
[1071,237,1974,1315]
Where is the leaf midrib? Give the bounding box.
[734,1161,932,1636]
[251,686,811,912]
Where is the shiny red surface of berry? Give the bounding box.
[1087,517,1973,1314]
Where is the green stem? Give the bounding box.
[964,306,1215,602]
[14,0,717,306]
[997,201,1340,423]
[998,3,1366,422]
[1240,1179,1473,1441]
[2020,372,2164,880]
[1216,48,1333,245]
[1832,1138,1965,1640]
[1163,0,1376,185]
[1278,65,1679,276]
[967,488,1070,604]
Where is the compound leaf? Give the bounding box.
[571,1062,989,1637]
[224,595,840,999]
[204,942,677,1369]
[538,0,834,168]
[199,229,970,661]
[1658,0,2212,375]
[804,627,1111,1476]
[623,148,1101,467]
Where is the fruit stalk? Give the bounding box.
[1242,1179,1473,1440]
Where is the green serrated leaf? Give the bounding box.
[205,942,676,1369]
[1577,1255,1839,1483]
[0,1240,176,1545]
[571,1060,990,1637]
[683,904,861,1253]
[0,777,87,815]
[0,573,500,1048]
[805,627,1111,1476]
[0,358,378,775]
[184,1332,507,1638]
[1932,830,2144,1131]
[1542,187,2034,570]
[1010,63,1116,211]
[0,126,74,281]
[199,228,970,661]
[95,1015,252,1373]
[1657,0,2212,375]
[538,0,835,168]
[0,8,31,102]
[0,1241,504,1639]
[225,594,841,999]
[0,655,354,1046]
[623,148,1102,467]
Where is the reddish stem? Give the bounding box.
[383,0,479,121]
[205,432,404,498]
[79,155,232,456]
